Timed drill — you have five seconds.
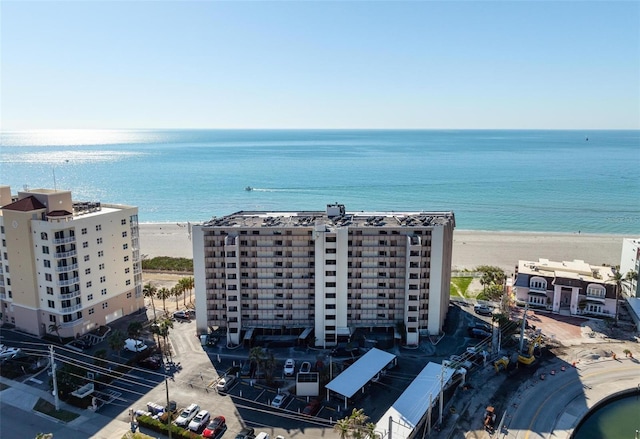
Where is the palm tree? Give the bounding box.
[180,277,195,306]
[127,321,143,340]
[248,346,265,378]
[143,282,158,319]
[171,284,182,311]
[178,277,189,307]
[48,323,62,342]
[107,329,125,357]
[334,408,377,439]
[156,318,174,362]
[334,418,351,439]
[157,287,171,316]
[624,270,638,297]
[613,269,623,323]
[35,433,54,439]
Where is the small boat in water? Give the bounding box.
[245,186,253,191]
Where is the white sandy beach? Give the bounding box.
[139,223,626,275]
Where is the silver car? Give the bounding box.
[175,403,200,427]
[188,409,210,431]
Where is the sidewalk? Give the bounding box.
[0,375,132,439]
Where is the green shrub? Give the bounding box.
[136,415,199,438]
[141,257,193,272]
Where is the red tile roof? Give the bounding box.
[2,196,46,212]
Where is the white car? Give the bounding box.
[271,393,287,408]
[283,359,295,376]
[123,338,148,352]
[188,409,210,431]
[0,345,21,359]
[217,375,236,392]
[175,403,200,427]
[299,361,311,373]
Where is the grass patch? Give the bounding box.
[450,277,473,298]
[122,432,156,439]
[34,398,79,422]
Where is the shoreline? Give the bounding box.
[139,223,627,275]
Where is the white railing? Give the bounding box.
[56,263,78,273]
[54,249,77,259]
[57,277,80,287]
[61,318,83,328]
[53,236,76,245]
[59,290,81,300]
[61,303,83,313]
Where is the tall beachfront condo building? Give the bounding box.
[620,238,640,298]
[0,186,144,338]
[193,204,455,347]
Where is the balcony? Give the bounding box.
[54,249,77,259]
[61,303,83,313]
[61,318,83,328]
[56,263,79,273]
[59,290,81,300]
[53,235,76,245]
[57,277,80,287]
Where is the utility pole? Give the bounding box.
[165,378,172,439]
[50,345,60,410]
[519,303,529,354]
[438,369,444,426]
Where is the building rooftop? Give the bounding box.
[517,258,615,284]
[201,204,455,229]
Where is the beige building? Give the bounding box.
[193,204,455,347]
[514,258,617,316]
[0,186,144,338]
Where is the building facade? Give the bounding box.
[513,258,616,316]
[193,204,455,347]
[0,186,144,338]
[620,238,640,298]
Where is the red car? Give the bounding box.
[203,416,226,438]
[302,400,321,416]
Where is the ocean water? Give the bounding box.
[1,129,638,234]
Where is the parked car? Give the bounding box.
[203,416,226,438]
[302,399,321,416]
[175,403,200,427]
[138,356,162,370]
[173,310,191,320]
[69,339,91,351]
[235,427,255,439]
[468,321,492,332]
[283,359,295,376]
[124,338,148,352]
[474,304,494,316]
[271,393,287,408]
[468,328,492,339]
[188,410,211,432]
[0,345,21,359]
[299,361,311,373]
[217,375,236,392]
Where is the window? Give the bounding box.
[86,281,92,288]
[42,246,49,254]
[87,294,93,301]
[44,260,51,268]
[125,267,130,274]
[102,302,108,309]
[123,243,128,250]
[88,308,94,315]
[98,251,104,257]
[46,287,53,295]
[99,263,104,270]
[81,228,87,235]
[48,300,55,308]
[127,292,132,298]
[85,268,91,275]
[326,260,336,265]
[325,282,336,287]
[124,255,129,262]
[49,315,56,323]
[101,288,107,295]
[122,231,128,238]
[326,248,336,254]
[121,219,127,225]
[83,241,89,248]
[326,236,336,242]
[530,277,547,290]
[126,279,131,285]
[84,255,90,262]
[45,273,52,281]
[96,238,103,245]
[96,225,102,231]
[325,271,336,276]
[40,232,48,240]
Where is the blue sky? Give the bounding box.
[2,1,638,129]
